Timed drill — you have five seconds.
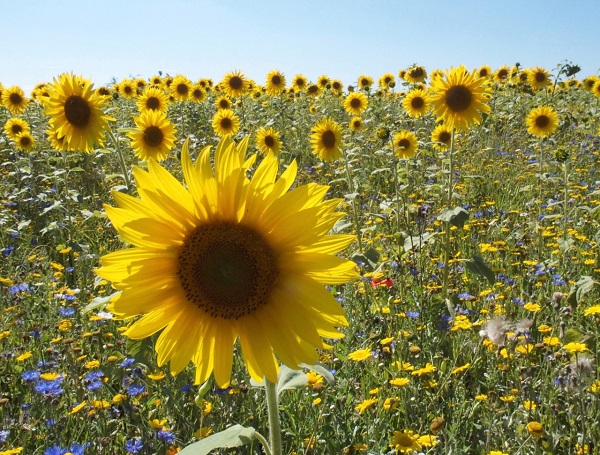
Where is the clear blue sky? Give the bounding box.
[4,0,599,92]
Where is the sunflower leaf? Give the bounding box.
[178,424,256,454]
[276,365,308,395]
[464,255,495,285]
[437,206,470,228]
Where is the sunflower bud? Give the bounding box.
[555,147,569,163]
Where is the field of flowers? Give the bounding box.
[1,63,600,455]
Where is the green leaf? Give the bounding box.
[403,232,436,252]
[179,425,256,454]
[567,276,597,308]
[437,206,470,228]
[276,365,308,395]
[300,363,335,385]
[464,255,495,284]
[82,293,114,313]
[563,328,582,345]
[351,248,380,271]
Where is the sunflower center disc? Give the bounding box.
[178,222,279,320]
[351,98,361,108]
[264,136,275,147]
[11,125,23,135]
[411,97,424,109]
[445,85,472,112]
[439,132,451,143]
[398,139,410,149]
[322,131,336,148]
[146,97,160,110]
[220,118,232,130]
[229,76,243,90]
[177,84,189,95]
[271,76,281,86]
[144,126,164,147]
[64,95,91,128]
[535,73,546,83]
[535,115,550,128]
[9,93,23,105]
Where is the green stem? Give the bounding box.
[265,379,282,455]
[342,149,363,253]
[563,160,568,242]
[442,130,455,301]
[106,128,132,192]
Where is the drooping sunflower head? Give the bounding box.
[220,70,249,98]
[526,106,559,138]
[137,86,170,113]
[428,66,492,131]
[170,75,192,101]
[96,135,358,387]
[4,118,30,140]
[2,86,28,115]
[212,109,240,138]
[357,74,373,91]
[127,109,177,161]
[343,92,368,116]
[14,132,35,152]
[265,70,286,96]
[404,65,428,84]
[310,117,343,162]
[431,124,453,151]
[402,89,430,118]
[292,74,308,93]
[527,67,552,90]
[44,73,113,153]
[255,126,282,156]
[392,130,419,159]
[349,117,363,132]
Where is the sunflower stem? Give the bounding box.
[442,130,455,301]
[342,149,363,253]
[264,378,282,455]
[106,128,132,193]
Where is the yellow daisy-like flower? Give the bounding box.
[403,65,427,84]
[44,73,113,153]
[526,421,543,439]
[428,66,491,131]
[584,305,600,316]
[255,127,282,156]
[343,92,368,116]
[348,348,372,361]
[127,109,177,162]
[563,342,587,354]
[527,67,552,91]
[390,430,421,453]
[392,130,419,159]
[2,86,28,115]
[402,89,429,118]
[170,75,192,101]
[526,106,558,138]
[349,117,363,132]
[137,86,170,113]
[14,132,35,152]
[220,70,249,98]
[310,117,343,162]
[265,69,286,96]
[4,118,30,140]
[355,398,377,414]
[212,109,240,138]
[357,74,374,91]
[95,136,358,387]
[431,124,453,151]
[291,74,308,93]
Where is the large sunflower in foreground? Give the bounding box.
[310,117,343,162]
[45,73,113,153]
[96,136,358,387]
[127,109,177,161]
[428,66,491,131]
[526,106,558,138]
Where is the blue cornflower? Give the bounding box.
[86,381,103,391]
[405,311,420,319]
[58,307,76,317]
[2,246,15,256]
[8,283,30,294]
[127,384,145,397]
[120,358,136,368]
[156,430,176,444]
[0,429,10,443]
[125,437,144,454]
[22,370,41,381]
[43,446,65,455]
[85,370,104,381]
[34,377,64,396]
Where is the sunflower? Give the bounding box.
[189,84,207,103]
[393,130,419,159]
[4,118,30,140]
[493,65,510,84]
[137,86,169,113]
[592,80,600,98]
[310,117,343,162]
[14,132,35,152]
[343,92,368,116]
[390,430,422,453]
[220,70,249,98]
[292,74,308,93]
[431,124,453,151]
[150,75,164,87]
[255,127,282,156]
[402,89,429,118]
[357,74,373,91]
[526,106,558,138]
[95,136,358,387]
[119,79,137,99]
[404,65,427,84]
[44,73,113,153]
[215,96,232,110]
[170,75,192,101]
[265,70,286,96]
[96,86,112,99]
[331,79,343,94]
[378,73,396,89]
[428,66,491,131]
[212,109,240,137]
[527,67,552,91]
[2,86,28,115]
[317,75,330,89]
[46,127,67,151]
[127,110,177,161]
[307,84,320,97]
[476,66,491,79]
